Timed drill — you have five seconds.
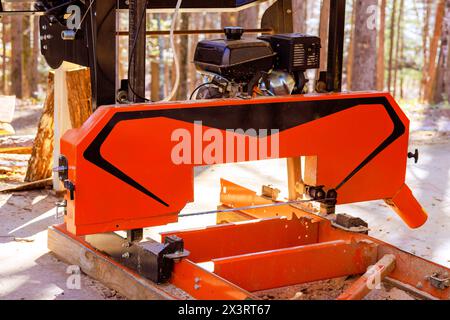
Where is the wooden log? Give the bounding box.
[48,225,190,300]
[0,123,15,136]
[25,68,92,183]
[0,147,33,154]
[0,135,34,154]
[337,254,396,300]
[25,73,55,182]
[0,178,53,193]
[66,68,92,128]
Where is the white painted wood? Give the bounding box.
[53,62,79,190]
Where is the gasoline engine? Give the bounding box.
[191,27,321,100]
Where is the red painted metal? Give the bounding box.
[212,240,378,292]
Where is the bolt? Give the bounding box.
[195,277,201,283]
[287,9,292,14]
[122,252,130,259]
[416,282,423,289]
[194,284,201,290]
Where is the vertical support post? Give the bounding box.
[326,0,346,92]
[262,0,301,200]
[88,0,117,110]
[53,62,77,190]
[128,0,146,102]
[287,157,304,200]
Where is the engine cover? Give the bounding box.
[194,27,275,83]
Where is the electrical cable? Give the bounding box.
[163,0,183,102]
[128,0,151,102]
[75,0,95,33]
[189,82,216,100]
[127,0,183,102]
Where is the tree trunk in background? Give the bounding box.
[393,0,405,97]
[350,0,377,91]
[221,12,237,27]
[293,0,307,33]
[29,14,40,98]
[377,0,386,91]
[238,6,259,29]
[1,16,7,94]
[387,0,398,93]
[22,14,32,98]
[319,0,330,72]
[434,0,450,103]
[421,0,432,100]
[347,0,356,90]
[434,36,446,103]
[11,3,23,99]
[424,0,446,102]
[445,0,450,102]
[177,13,190,100]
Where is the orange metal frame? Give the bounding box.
[60,92,427,235]
[162,180,449,300]
[51,179,449,300]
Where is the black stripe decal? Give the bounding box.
[83,96,405,206]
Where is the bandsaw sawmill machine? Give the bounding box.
[2,0,450,300]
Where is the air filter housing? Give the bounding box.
[262,33,321,73]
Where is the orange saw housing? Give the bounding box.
[60,92,427,236]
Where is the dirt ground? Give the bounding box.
[0,100,449,300]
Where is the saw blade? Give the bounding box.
[178,197,332,218]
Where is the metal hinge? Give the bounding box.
[55,200,67,219]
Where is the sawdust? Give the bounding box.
[254,277,418,300]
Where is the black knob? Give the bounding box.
[408,149,419,164]
[224,26,244,40]
[64,180,76,201]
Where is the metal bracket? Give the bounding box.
[427,273,450,290]
[53,155,68,181]
[85,232,190,284]
[55,200,67,219]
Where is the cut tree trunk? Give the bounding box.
[66,68,92,128]
[25,68,92,182]
[25,73,54,182]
